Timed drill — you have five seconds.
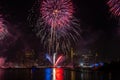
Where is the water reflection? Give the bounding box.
[0,68,119,80]
[32,68,114,80]
[55,68,64,80]
[45,68,52,80]
[45,68,64,80]
[0,69,4,80]
[71,70,75,80]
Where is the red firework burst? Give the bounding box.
[41,0,74,28]
[107,0,120,16]
[28,0,81,53]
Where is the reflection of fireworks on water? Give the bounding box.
[28,0,81,53]
[0,15,8,40]
[107,0,120,16]
[45,68,64,80]
[0,69,4,79]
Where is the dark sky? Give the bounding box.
[0,0,120,61]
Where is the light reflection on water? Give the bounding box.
[0,68,118,80]
[45,68,64,80]
[0,69,4,80]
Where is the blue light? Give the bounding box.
[90,62,104,68]
[45,53,52,64]
[45,68,52,80]
[90,63,99,67]
[95,63,99,67]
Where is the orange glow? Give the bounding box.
[53,9,59,15]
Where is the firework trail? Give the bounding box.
[0,15,8,40]
[45,53,65,67]
[45,53,53,64]
[28,0,81,54]
[54,55,64,66]
[107,0,120,16]
[0,14,20,55]
[0,14,13,46]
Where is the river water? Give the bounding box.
[0,68,119,80]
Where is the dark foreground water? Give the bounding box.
[0,68,119,80]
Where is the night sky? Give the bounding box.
[0,0,120,61]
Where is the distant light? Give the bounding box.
[99,62,104,66]
[90,63,99,67]
[95,63,99,67]
[90,64,95,67]
[57,66,61,68]
[80,63,84,66]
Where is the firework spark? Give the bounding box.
[0,15,8,40]
[107,0,120,16]
[0,14,19,54]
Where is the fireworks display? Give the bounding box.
[0,14,19,55]
[29,0,81,54]
[45,53,65,66]
[0,15,8,40]
[41,0,74,28]
[107,0,120,16]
